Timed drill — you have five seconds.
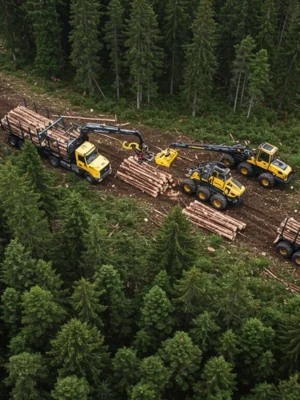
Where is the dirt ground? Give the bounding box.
[1,73,300,273]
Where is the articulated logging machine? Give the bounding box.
[157,142,295,188]
[182,161,246,210]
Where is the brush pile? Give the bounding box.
[116,156,176,197]
[183,200,246,240]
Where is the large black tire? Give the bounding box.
[18,139,24,149]
[275,241,293,259]
[292,251,300,267]
[237,162,253,177]
[196,186,211,202]
[182,179,196,195]
[210,193,228,210]
[49,156,60,168]
[85,174,96,184]
[8,135,18,147]
[258,172,275,188]
[222,154,236,168]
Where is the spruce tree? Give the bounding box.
[231,36,256,112]
[138,286,173,349]
[196,356,236,400]
[112,347,141,397]
[104,0,125,99]
[183,0,218,116]
[125,0,163,108]
[16,141,57,221]
[189,311,220,352]
[257,0,277,53]
[151,206,197,280]
[49,318,108,383]
[69,0,103,94]
[131,384,157,400]
[159,331,202,393]
[164,0,189,94]
[137,356,170,397]
[51,376,90,400]
[26,0,63,76]
[280,311,300,371]
[5,352,47,400]
[70,278,106,326]
[1,288,21,335]
[216,329,240,366]
[247,49,270,117]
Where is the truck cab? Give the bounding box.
[75,141,111,183]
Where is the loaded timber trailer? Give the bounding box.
[274,217,300,266]
[0,106,111,184]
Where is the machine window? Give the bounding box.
[78,155,86,164]
[257,151,270,163]
[86,149,98,164]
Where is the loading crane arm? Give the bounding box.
[80,123,154,162]
[168,142,253,156]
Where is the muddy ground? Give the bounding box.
[1,73,299,273]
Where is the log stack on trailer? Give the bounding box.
[274,217,300,266]
[1,106,81,157]
[183,200,246,240]
[116,156,176,197]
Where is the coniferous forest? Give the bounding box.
[1,0,300,115]
[1,0,300,399]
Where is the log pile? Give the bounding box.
[276,217,300,246]
[183,200,246,240]
[116,156,175,197]
[1,106,81,157]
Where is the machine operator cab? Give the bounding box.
[75,141,111,183]
[250,142,294,184]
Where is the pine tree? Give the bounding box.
[183,0,218,116]
[112,347,141,397]
[1,239,62,294]
[49,318,108,383]
[0,164,53,259]
[5,352,47,400]
[189,312,220,352]
[276,2,300,108]
[151,206,197,279]
[21,285,66,347]
[247,49,270,117]
[159,331,202,393]
[70,278,106,326]
[104,0,125,99]
[51,376,90,400]
[69,0,103,94]
[196,356,236,400]
[164,0,189,94]
[231,36,256,112]
[138,286,173,349]
[26,0,63,76]
[16,141,57,221]
[125,0,163,108]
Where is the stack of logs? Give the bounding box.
[277,217,300,246]
[116,156,175,197]
[1,106,80,157]
[183,200,246,240]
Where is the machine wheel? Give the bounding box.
[292,251,300,267]
[18,139,24,149]
[85,174,96,184]
[210,193,228,210]
[182,179,196,195]
[258,172,275,188]
[49,156,60,168]
[196,186,211,202]
[275,241,293,259]
[237,162,253,176]
[222,154,236,168]
[8,135,18,147]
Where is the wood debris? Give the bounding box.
[1,106,81,157]
[263,268,300,293]
[182,200,246,240]
[116,156,176,198]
